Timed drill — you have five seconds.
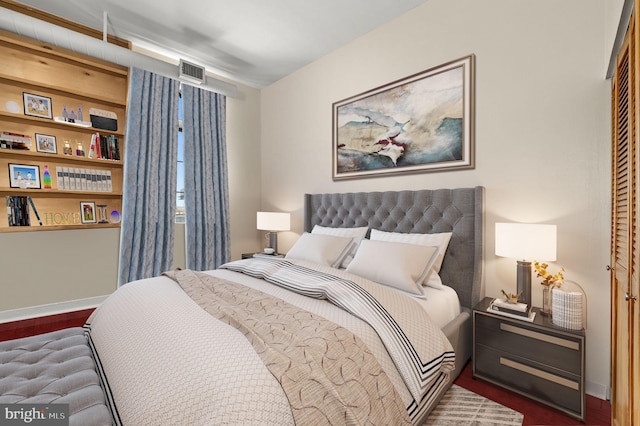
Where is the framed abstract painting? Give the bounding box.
[332,54,475,180]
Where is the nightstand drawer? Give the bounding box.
[475,314,582,375]
[475,344,583,416]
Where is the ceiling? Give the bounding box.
[13,0,428,89]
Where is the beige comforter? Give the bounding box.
[164,269,411,425]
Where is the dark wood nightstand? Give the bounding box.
[472,297,586,421]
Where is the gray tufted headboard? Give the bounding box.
[304,187,484,310]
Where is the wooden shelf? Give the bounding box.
[1,222,121,233]
[0,188,122,198]
[0,75,127,109]
[0,112,125,138]
[0,29,129,76]
[0,31,127,234]
[0,148,123,167]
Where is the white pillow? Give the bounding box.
[346,239,438,297]
[311,225,368,268]
[285,232,353,268]
[370,229,452,289]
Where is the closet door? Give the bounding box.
[611,5,639,425]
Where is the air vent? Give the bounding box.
[179,59,206,84]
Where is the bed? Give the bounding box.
[85,187,484,425]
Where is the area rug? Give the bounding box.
[423,385,524,425]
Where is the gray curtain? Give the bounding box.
[182,85,230,270]
[118,67,179,285]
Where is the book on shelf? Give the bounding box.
[88,134,97,158]
[80,169,88,191]
[56,167,64,190]
[94,133,121,161]
[106,170,112,192]
[0,131,31,150]
[488,298,536,322]
[6,196,30,226]
[62,167,70,190]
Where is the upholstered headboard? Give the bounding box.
[304,187,484,310]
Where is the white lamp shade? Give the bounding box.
[256,212,290,231]
[495,222,557,261]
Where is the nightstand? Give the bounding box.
[472,297,585,421]
[241,252,285,259]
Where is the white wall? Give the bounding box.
[226,85,263,260]
[261,0,613,398]
[0,228,120,311]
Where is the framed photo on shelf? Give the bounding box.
[80,201,97,224]
[23,92,53,119]
[8,163,41,189]
[35,133,57,154]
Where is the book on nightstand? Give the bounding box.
[252,252,284,258]
[488,298,535,322]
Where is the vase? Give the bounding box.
[541,285,554,316]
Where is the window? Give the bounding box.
[176,94,185,223]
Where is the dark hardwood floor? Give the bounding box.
[454,361,611,425]
[0,308,94,342]
[1,309,612,425]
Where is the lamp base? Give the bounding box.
[267,232,278,254]
[516,260,532,306]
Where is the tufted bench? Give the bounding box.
[0,327,112,425]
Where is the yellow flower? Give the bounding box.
[533,260,564,287]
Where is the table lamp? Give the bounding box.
[256,212,290,254]
[495,222,557,307]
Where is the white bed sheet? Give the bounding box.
[414,285,461,329]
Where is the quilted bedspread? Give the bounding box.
[85,258,454,425]
[164,268,411,425]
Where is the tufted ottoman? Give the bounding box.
[0,327,112,425]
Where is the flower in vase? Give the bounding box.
[533,261,564,287]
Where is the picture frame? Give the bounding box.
[332,54,475,180]
[8,163,41,189]
[80,201,97,224]
[23,92,53,119]
[35,133,57,154]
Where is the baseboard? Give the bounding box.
[586,380,610,401]
[0,295,108,324]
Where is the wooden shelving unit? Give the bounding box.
[0,30,128,232]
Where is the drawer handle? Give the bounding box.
[500,323,579,350]
[500,357,579,390]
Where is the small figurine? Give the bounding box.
[501,289,522,304]
[63,141,72,155]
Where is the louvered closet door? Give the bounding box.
[611,5,639,425]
